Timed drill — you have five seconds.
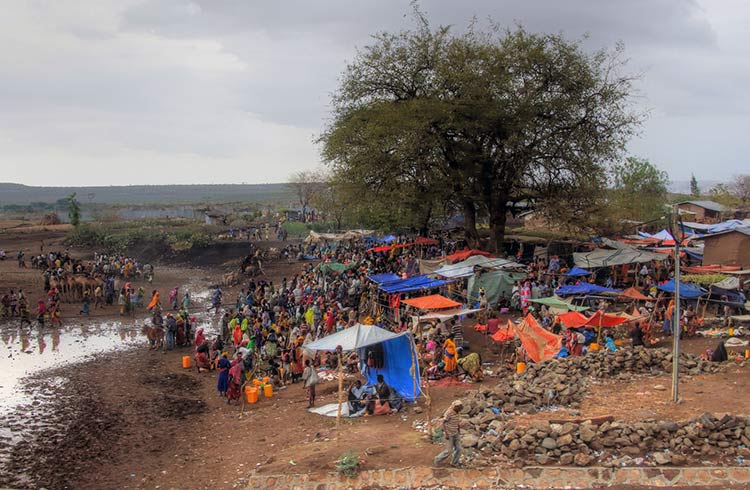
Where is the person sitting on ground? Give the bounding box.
[457,351,483,382]
[604,334,617,352]
[348,380,368,414]
[374,374,402,412]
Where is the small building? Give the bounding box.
[204,212,227,225]
[675,200,725,224]
[699,226,750,268]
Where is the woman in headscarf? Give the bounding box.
[291,336,305,383]
[442,334,458,374]
[216,352,231,396]
[226,356,244,404]
[194,328,206,349]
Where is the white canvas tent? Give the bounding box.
[305,324,403,351]
[432,255,526,279]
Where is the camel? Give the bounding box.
[222,271,240,287]
[141,324,164,350]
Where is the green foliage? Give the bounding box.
[67,193,81,227]
[608,157,670,223]
[63,220,217,254]
[690,174,701,198]
[319,17,641,251]
[334,451,361,477]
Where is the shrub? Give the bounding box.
[334,450,360,477]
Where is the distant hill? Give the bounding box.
[0,183,297,205]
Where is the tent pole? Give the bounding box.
[336,348,343,430]
[409,333,418,405]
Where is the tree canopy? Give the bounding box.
[319,17,641,251]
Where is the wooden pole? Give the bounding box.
[408,333,418,405]
[336,348,343,430]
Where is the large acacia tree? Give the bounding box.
[320,18,641,252]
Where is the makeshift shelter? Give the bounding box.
[513,315,562,363]
[368,273,401,284]
[305,324,421,401]
[556,311,590,328]
[566,267,592,277]
[656,280,705,299]
[467,270,526,306]
[556,284,622,296]
[402,294,461,311]
[443,249,492,262]
[584,311,629,328]
[433,255,526,279]
[379,275,453,294]
[530,296,589,312]
[318,262,357,275]
[573,241,667,268]
[418,258,448,275]
[619,287,651,302]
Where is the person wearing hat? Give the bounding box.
[434,400,464,467]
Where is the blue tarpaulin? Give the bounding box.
[379,275,453,294]
[381,235,397,243]
[566,267,592,277]
[556,284,622,296]
[656,280,705,299]
[368,273,401,284]
[359,333,421,402]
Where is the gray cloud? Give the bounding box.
[0,0,747,186]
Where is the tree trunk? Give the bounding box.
[462,199,480,248]
[489,200,508,255]
[419,204,433,237]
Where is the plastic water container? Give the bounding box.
[182,356,191,369]
[516,362,526,374]
[245,386,259,404]
[263,384,273,398]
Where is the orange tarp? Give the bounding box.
[414,237,438,245]
[619,287,651,302]
[491,320,515,342]
[585,311,629,328]
[557,311,589,328]
[682,265,742,274]
[514,315,562,363]
[443,249,492,262]
[402,294,461,310]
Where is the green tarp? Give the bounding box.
[467,270,526,306]
[529,296,590,312]
[318,262,358,275]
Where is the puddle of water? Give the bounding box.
[0,320,147,412]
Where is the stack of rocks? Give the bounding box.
[464,412,750,467]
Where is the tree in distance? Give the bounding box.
[319,12,642,252]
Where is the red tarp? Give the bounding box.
[443,249,492,262]
[414,237,438,245]
[402,294,461,310]
[682,264,742,274]
[619,287,651,302]
[514,315,562,363]
[367,243,413,253]
[584,311,629,328]
[556,311,590,328]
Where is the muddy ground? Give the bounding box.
[1,226,749,489]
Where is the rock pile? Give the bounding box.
[467,348,720,414]
[465,412,750,467]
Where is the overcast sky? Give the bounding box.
[1,0,747,186]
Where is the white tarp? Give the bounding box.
[574,240,667,268]
[309,402,350,417]
[432,255,526,279]
[412,308,483,322]
[305,324,402,351]
[711,276,740,290]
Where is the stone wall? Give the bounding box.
[246,465,750,489]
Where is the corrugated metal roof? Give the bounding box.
[676,200,726,212]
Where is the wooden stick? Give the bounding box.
[336,349,343,430]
